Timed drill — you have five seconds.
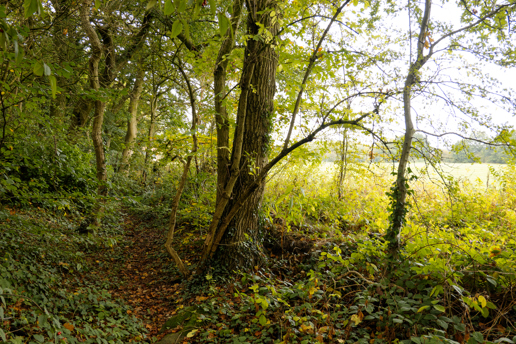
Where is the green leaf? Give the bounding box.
[33,61,44,76]
[207,0,216,15]
[486,301,497,309]
[178,0,187,12]
[164,0,174,15]
[24,0,39,18]
[146,0,157,10]
[192,4,201,19]
[471,332,483,343]
[0,328,5,341]
[43,63,51,76]
[181,19,190,39]
[170,20,183,38]
[259,314,266,326]
[416,305,430,313]
[49,75,57,99]
[0,32,6,50]
[436,319,448,329]
[433,304,445,312]
[15,46,24,63]
[94,0,101,10]
[33,334,45,343]
[0,306,3,319]
[218,13,229,37]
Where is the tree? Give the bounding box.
[385,0,516,254]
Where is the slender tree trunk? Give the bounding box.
[164,63,197,277]
[49,0,70,120]
[214,0,245,204]
[119,66,145,173]
[79,1,107,199]
[337,128,348,200]
[143,95,157,183]
[387,0,431,253]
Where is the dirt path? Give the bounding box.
[99,216,197,341]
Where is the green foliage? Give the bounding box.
[0,207,147,343]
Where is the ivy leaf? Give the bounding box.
[471,332,484,343]
[259,314,267,326]
[33,334,45,342]
[49,75,57,99]
[170,20,183,38]
[33,61,44,76]
[164,0,174,15]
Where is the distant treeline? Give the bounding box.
[324,136,511,164]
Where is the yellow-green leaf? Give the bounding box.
[178,0,187,12]
[186,329,198,338]
[164,0,174,15]
[207,0,216,15]
[417,305,430,313]
[33,61,44,76]
[433,305,446,312]
[170,20,183,38]
[146,0,157,10]
[478,295,487,308]
[49,75,57,99]
[218,13,229,36]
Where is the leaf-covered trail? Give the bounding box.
[93,216,196,341]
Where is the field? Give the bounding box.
[319,161,508,187]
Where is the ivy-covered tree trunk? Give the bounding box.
[214,0,278,270]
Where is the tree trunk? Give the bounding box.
[337,128,348,200]
[214,0,245,205]
[79,1,107,199]
[387,0,431,253]
[164,62,197,277]
[213,0,278,270]
[119,66,145,173]
[142,95,157,183]
[49,0,71,120]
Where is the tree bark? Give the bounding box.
[210,0,279,270]
[213,0,245,205]
[164,62,197,277]
[387,0,431,253]
[119,66,145,173]
[79,1,107,198]
[143,95,157,183]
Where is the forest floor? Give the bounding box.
[88,213,315,343]
[89,216,195,341]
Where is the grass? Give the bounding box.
[319,161,508,187]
